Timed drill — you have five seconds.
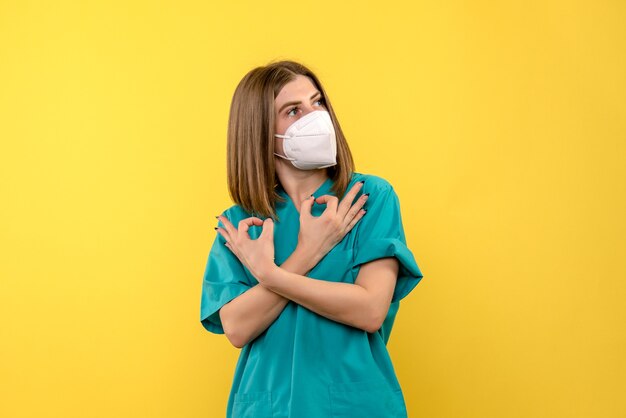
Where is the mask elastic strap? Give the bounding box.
[274,152,295,161]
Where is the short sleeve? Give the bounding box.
[199,216,252,334]
[353,183,424,303]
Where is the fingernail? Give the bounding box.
[364,193,370,197]
[360,180,365,184]
[363,210,367,215]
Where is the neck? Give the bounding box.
[275,161,329,204]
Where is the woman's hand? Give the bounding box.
[298,180,368,258]
[215,216,276,282]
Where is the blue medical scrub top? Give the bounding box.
[200,172,424,418]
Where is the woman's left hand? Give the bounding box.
[216,215,277,282]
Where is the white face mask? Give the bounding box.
[273,110,337,170]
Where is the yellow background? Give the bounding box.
[1,1,624,417]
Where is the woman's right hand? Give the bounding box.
[216,216,277,282]
[297,180,368,260]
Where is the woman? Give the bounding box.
[200,60,424,418]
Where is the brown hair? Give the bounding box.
[226,60,355,221]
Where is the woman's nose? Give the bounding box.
[301,105,317,116]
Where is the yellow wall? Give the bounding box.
[1,1,624,417]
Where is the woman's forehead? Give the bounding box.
[275,75,318,103]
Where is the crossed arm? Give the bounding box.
[219,245,399,348]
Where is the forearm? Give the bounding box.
[220,246,320,348]
[261,267,375,333]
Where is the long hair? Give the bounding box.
[226,60,355,221]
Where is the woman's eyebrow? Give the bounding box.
[278,91,321,113]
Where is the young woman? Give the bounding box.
[200,60,424,418]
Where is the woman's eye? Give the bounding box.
[286,98,324,116]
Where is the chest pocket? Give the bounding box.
[307,248,355,283]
